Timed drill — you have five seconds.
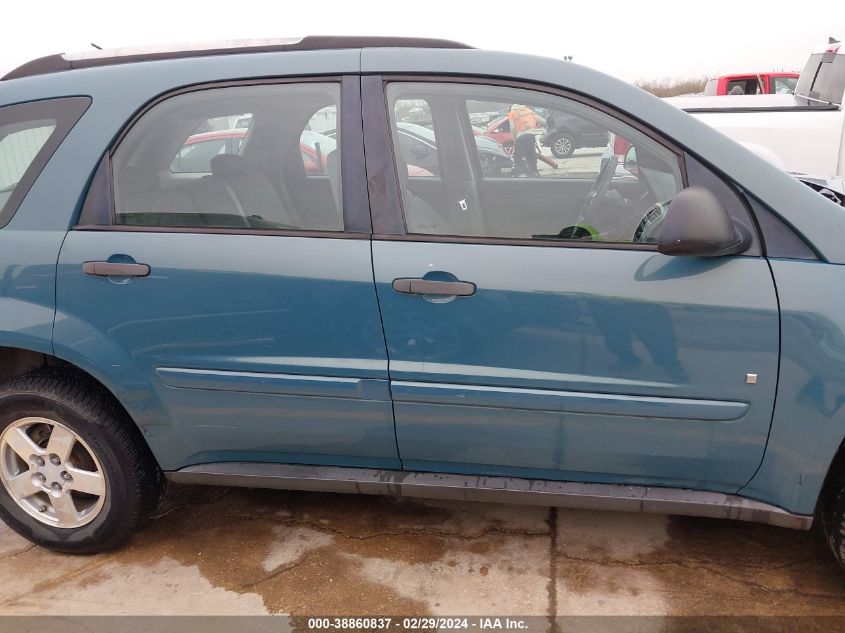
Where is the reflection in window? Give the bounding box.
[113,85,343,231]
[0,122,56,208]
[387,82,683,244]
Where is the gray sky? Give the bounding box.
[3,1,844,82]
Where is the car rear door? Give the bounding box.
[55,77,399,471]
[365,77,780,493]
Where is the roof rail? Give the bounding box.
[3,35,473,81]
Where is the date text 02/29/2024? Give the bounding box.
[304,617,531,630]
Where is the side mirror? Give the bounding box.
[658,186,751,257]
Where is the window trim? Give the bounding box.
[74,224,370,239]
[0,96,91,229]
[366,75,690,250]
[362,75,405,234]
[684,153,762,256]
[368,232,658,250]
[76,75,370,236]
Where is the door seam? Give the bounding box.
[736,257,782,496]
[369,238,402,466]
[50,228,72,357]
[360,68,403,466]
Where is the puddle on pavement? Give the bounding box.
[6,483,845,618]
[1,484,551,616]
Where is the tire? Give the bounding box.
[550,133,576,158]
[820,461,845,572]
[0,367,162,553]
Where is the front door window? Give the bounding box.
[386,82,683,243]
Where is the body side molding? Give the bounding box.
[390,380,749,421]
[156,367,391,400]
[166,463,812,530]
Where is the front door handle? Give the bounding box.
[82,261,151,277]
[392,278,476,296]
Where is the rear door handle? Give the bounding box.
[392,278,476,296]
[82,261,151,277]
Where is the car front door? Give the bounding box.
[55,78,399,471]
[368,79,779,492]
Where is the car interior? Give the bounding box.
[112,84,343,231]
[0,120,56,209]
[387,83,684,243]
[110,81,683,243]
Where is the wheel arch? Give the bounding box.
[552,127,580,145]
[819,436,845,512]
[0,346,165,552]
[0,344,177,470]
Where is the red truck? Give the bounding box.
[703,71,799,96]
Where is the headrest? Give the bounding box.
[119,166,160,193]
[327,149,339,172]
[210,153,246,177]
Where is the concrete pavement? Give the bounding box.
[2,484,845,617]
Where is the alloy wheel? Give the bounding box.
[553,136,573,157]
[0,417,106,528]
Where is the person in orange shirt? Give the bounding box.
[508,104,543,136]
[508,104,552,176]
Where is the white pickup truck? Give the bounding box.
[666,42,845,184]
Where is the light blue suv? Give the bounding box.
[1,38,845,565]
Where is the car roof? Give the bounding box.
[2,36,472,81]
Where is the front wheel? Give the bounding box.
[0,368,162,553]
[819,462,845,573]
[550,133,576,158]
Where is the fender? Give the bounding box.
[51,304,197,471]
[0,231,63,356]
[0,229,182,469]
[741,260,845,514]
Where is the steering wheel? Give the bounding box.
[577,152,617,219]
[556,153,617,241]
[632,201,670,243]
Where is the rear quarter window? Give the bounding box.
[0,97,91,228]
[0,123,56,205]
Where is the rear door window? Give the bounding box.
[300,119,337,177]
[110,83,343,231]
[0,97,91,227]
[170,115,250,173]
